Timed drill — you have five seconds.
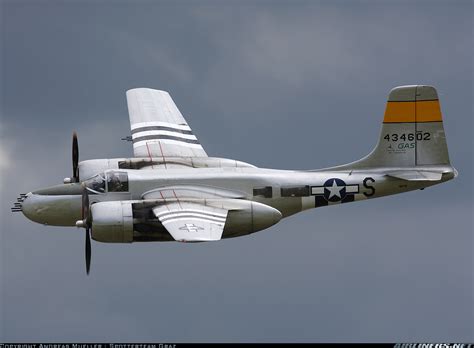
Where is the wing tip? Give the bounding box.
[126,87,171,96]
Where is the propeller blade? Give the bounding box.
[85,228,91,275]
[72,132,79,182]
[81,184,92,275]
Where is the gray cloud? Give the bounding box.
[1,0,472,342]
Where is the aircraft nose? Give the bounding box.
[21,192,46,223]
[21,188,82,226]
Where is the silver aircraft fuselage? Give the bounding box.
[21,162,455,240]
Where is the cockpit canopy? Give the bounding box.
[84,171,129,194]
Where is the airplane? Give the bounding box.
[12,85,457,274]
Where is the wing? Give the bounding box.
[153,202,228,242]
[126,88,208,158]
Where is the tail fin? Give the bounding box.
[352,85,451,168]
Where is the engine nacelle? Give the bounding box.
[218,200,282,239]
[91,201,133,243]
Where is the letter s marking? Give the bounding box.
[363,177,375,197]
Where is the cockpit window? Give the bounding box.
[107,171,129,192]
[84,174,106,193]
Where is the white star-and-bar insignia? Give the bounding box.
[310,178,359,202]
[179,223,204,233]
[326,180,343,199]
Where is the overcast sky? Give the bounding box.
[1,0,472,342]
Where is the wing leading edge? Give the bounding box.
[126,88,208,158]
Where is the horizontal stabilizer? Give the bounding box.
[385,170,443,181]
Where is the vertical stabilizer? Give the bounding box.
[350,85,450,168]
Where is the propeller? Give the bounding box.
[72,132,79,183]
[79,184,92,275]
[85,227,91,275]
[71,133,90,274]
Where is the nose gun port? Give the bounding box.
[11,193,27,213]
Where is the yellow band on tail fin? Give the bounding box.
[383,86,443,123]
